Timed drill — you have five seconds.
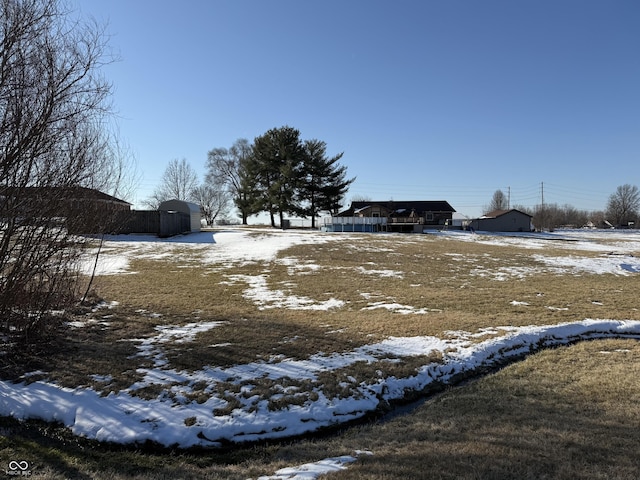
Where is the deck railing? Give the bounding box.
[388,217,424,224]
[323,216,388,225]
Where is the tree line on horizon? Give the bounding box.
[147,126,354,229]
[486,185,640,230]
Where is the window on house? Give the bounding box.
[425,212,434,221]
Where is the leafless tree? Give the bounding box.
[0,0,128,342]
[606,184,639,227]
[485,189,508,213]
[83,130,139,202]
[530,203,602,231]
[144,158,198,208]
[350,194,372,203]
[206,139,252,224]
[191,183,230,226]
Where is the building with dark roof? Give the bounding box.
[326,200,456,233]
[0,185,131,233]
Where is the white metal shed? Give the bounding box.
[158,199,201,233]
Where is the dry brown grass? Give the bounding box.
[6,231,637,393]
[318,338,640,480]
[1,230,639,478]
[2,338,638,479]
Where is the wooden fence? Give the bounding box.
[115,210,191,237]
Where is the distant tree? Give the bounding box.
[142,189,167,211]
[486,189,508,213]
[191,184,230,225]
[351,194,372,203]
[511,204,532,215]
[558,204,590,228]
[298,139,355,228]
[606,184,639,227]
[144,158,198,208]
[249,126,306,227]
[590,210,607,228]
[206,139,254,224]
[531,203,597,231]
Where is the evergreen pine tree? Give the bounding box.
[251,126,306,227]
[300,139,354,228]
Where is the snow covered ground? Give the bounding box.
[2,228,640,479]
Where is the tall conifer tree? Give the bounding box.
[250,126,306,227]
[299,140,354,228]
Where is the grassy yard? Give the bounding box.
[1,228,639,478]
[2,338,639,479]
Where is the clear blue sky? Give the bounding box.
[75,0,639,218]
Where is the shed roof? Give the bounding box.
[159,199,201,214]
[480,209,533,219]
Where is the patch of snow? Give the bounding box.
[473,265,544,281]
[200,230,339,268]
[92,300,119,311]
[533,254,640,276]
[227,274,345,311]
[1,320,640,447]
[79,253,132,276]
[356,266,404,278]
[362,302,430,314]
[132,321,226,368]
[80,229,342,276]
[278,257,322,275]
[256,454,359,480]
[66,320,88,328]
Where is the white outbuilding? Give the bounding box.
[158,199,202,233]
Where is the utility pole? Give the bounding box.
[540,182,545,231]
[508,186,511,210]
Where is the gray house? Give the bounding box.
[469,209,533,232]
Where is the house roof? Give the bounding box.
[480,209,532,219]
[340,200,456,216]
[0,186,131,205]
